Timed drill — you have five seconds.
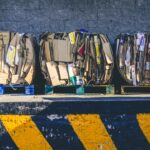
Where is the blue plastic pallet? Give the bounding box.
[45,85,84,95]
[45,85,114,95]
[0,85,35,95]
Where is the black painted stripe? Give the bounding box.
[0,120,18,150]
[39,101,150,115]
[101,114,150,150]
[32,115,85,150]
[0,99,150,114]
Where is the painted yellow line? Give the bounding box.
[67,114,117,150]
[0,115,53,150]
[137,114,150,143]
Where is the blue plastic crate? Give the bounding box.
[25,85,35,95]
[0,86,4,95]
[76,86,85,95]
[45,85,53,94]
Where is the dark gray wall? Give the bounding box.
[0,0,149,42]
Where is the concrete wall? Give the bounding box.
[0,0,149,42]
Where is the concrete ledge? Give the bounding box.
[0,94,150,102]
[0,95,150,149]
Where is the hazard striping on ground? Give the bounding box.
[67,114,117,150]
[0,114,150,150]
[0,115,53,150]
[137,114,150,144]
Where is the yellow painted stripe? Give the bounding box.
[137,114,150,143]
[0,115,53,150]
[67,114,117,150]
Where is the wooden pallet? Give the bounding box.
[45,85,114,95]
[0,85,35,95]
[121,85,150,95]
